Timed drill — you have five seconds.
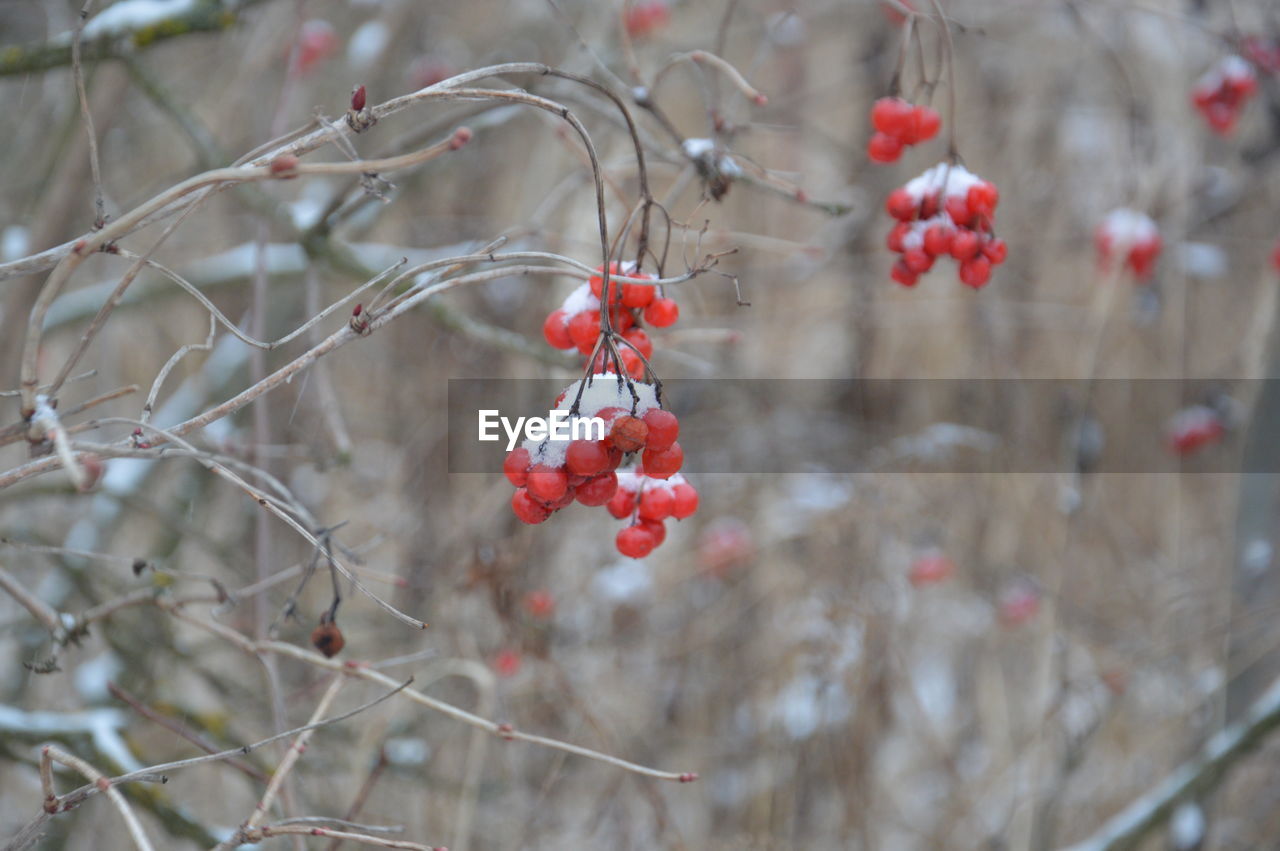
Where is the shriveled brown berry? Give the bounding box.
[311,622,345,658]
[609,415,649,453]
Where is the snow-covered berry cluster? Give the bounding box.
[1167,404,1225,456]
[867,97,942,163]
[883,163,1005,288]
[1191,55,1258,135]
[542,262,678,380]
[1095,208,1161,282]
[503,375,695,557]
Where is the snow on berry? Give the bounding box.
[908,549,955,587]
[1096,208,1161,282]
[1191,55,1258,135]
[1166,404,1225,456]
[883,163,1004,288]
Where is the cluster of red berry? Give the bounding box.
[1243,36,1280,74]
[867,97,942,163]
[883,163,1006,288]
[1095,208,1161,282]
[513,258,698,558]
[624,0,671,39]
[606,469,699,558]
[542,263,678,380]
[1191,55,1258,135]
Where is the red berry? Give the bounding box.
[949,230,980,261]
[576,472,619,506]
[606,486,636,519]
[568,311,600,354]
[610,306,635,333]
[542,309,573,350]
[911,106,941,142]
[886,221,911,253]
[641,409,679,452]
[959,255,992,288]
[641,518,666,547]
[589,262,624,304]
[909,550,955,586]
[493,648,522,677]
[886,188,918,221]
[292,20,338,76]
[504,447,530,486]
[621,275,656,308]
[944,195,973,227]
[566,439,611,476]
[890,260,919,287]
[523,590,555,619]
[616,524,656,558]
[642,442,683,478]
[967,181,999,218]
[511,488,552,524]
[644,297,679,328]
[671,482,699,519]
[923,224,952,256]
[903,248,933,274]
[624,0,670,39]
[526,464,568,503]
[610,416,649,453]
[871,97,915,138]
[623,327,654,359]
[982,238,1008,265]
[867,132,904,163]
[638,487,673,521]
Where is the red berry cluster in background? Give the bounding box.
[1167,404,1225,456]
[542,262,678,380]
[624,0,671,39]
[1095,208,1161,282]
[1243,36,1280,74]
[504,375,696,558]
[290,19,339,76]
[1191,55,1258,135]
[867,97,942,163]
[1272,235,1280,274]
[908,549,955,587]
[607,468,699,558]
[883,163,1005,288]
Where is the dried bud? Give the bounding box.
[351,84,367,112]
[609,416,648,453]
[311,621,345,657]
[269,154,300,178]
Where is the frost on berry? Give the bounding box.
[1096,208,1161,282]
[1191,55,1258,136]
[1166,404,1225,456]
[881,163,1004,289]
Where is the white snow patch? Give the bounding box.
[2,225,30,261]
[522,375,660,468]
[347,20,389,68]
[903,163,984,203]
[80,0,197,39]
[384,737,431,765]
[593,559,653,604]
[74,651,123,702]
[1170,801,1206,850]
[682,138,716,159]
[1177,242,1227,279]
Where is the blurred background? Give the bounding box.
[3,0,1280,848]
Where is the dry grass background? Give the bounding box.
[2,0,1280,849]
